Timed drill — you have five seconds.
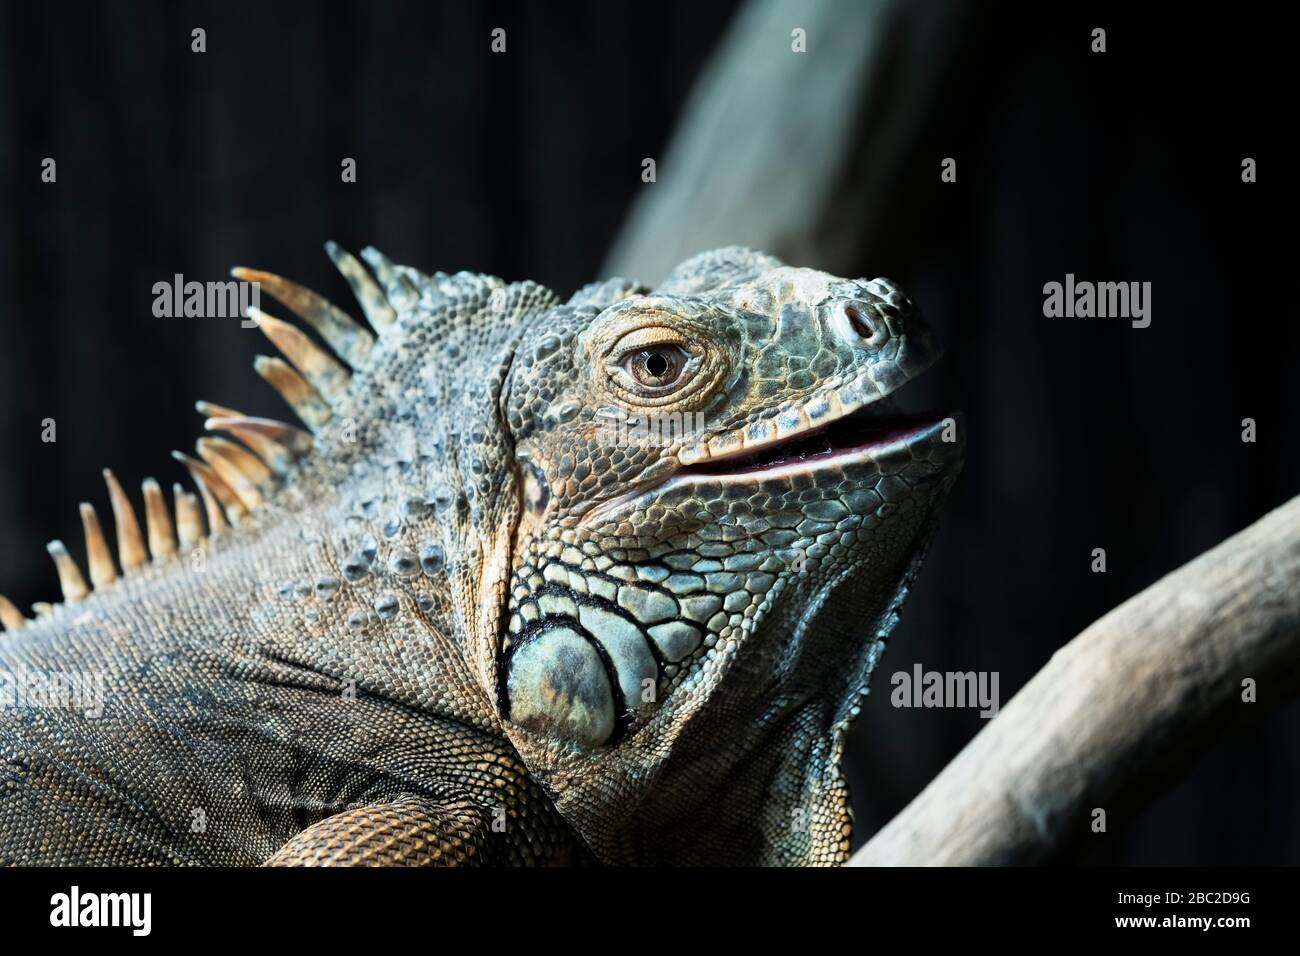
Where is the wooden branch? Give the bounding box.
[849,494,1300,866]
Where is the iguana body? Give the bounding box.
[0,246,962,865]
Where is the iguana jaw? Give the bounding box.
[670,404,948,483]
[584,373,949,526]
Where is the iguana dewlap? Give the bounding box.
[0,245,963,865]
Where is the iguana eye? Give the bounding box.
[596,318,719,407]
[623,345,688,390]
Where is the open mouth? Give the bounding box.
[581,386,959,526]
[677,401,947,480]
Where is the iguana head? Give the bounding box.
[496,248,963,864]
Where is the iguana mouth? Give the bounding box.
[583,392,953,526]
[677,403,947,480]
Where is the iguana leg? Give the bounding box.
[265,796,494,866]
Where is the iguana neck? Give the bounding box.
[197,444,505,735]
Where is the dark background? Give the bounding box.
[0,1,1294,864]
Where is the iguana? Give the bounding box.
[0,245,963,865]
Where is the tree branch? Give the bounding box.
[849,494,1300,866]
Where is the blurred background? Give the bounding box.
[0,1,1293,863]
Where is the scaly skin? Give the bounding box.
[0,246,962,865]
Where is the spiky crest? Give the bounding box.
[0,244,443,630]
